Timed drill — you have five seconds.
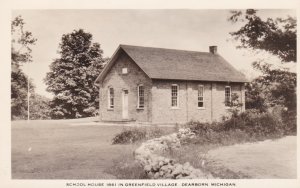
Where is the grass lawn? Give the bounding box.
[206,136,297,179]
[12,120,169,179]
[162,136,297,179]
[12,119,296,179]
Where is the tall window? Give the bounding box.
[137,85,145,109]
[108,87,114,109]
[171,85,179,107]
[198,85,204,108]
[225,86,231,107]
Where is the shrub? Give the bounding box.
[230,110,285,136]
[112,128,146,144]
[184,110,288,146]
[112,126,172,145]
[281,110,297,135]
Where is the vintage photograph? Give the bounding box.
[11,9,296,180]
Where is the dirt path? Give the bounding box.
[207,136,297,179]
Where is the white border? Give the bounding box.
[0,1,299,188]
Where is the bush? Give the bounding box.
[112,126,173,145]
[185,110,289,146]
[281,110,297,135]
[223,110,285,137]
[112,128,146,144]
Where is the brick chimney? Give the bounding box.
[209,46,217,54]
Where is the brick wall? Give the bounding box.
[151,80,188,124]
[98,51,245,124]
[187,82,212,123]
[212,83,244,122]
[99,51,152,122]
[151,80,245,124]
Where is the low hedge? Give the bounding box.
[112,129,146,144]
[112,126,167,145]
[185,110,293,145]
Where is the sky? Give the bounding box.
[12,9,296,98]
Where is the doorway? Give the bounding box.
[122,90,129,119]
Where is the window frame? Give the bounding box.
[122,67,128,74]
[225,86,231,107]
[171,84,179,109]
[108,87,114,110]
[137,84,145,109]
[197,84,205,109]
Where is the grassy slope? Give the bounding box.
[11,120,139,179]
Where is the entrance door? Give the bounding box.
[122,90,129,119]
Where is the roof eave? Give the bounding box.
[94,45,122,85]
[94,44,153,86]
[151,77,249,83]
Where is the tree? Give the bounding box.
[244,79,266,112]
[229,9,296,110]
[11,16,37,120]
[29,94,51,120]
[229,9,296,132]
[246,61,296,112]
[11,68,35,120]
[45,29,106,119]
[229,9,296,63]
[227,93,243,118]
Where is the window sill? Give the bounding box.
[170,107,180,110]
[197,107,205,110]
[136,108,144,110]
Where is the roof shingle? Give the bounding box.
[96,44,248,83]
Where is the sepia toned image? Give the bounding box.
[10,9,296,180]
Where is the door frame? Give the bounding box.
[122,89,129,119]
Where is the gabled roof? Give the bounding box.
[95,44,248,84]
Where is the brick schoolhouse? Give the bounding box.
[94,45,248,124]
